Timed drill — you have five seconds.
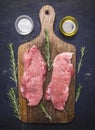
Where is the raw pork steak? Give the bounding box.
[20,45,46,106]
[45,52,74,111]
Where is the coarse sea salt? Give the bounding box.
[62,20,76,34]
[15,15,34,35]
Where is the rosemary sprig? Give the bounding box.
[40,104,52,121]
[7,87,20,119]
[8,43,17,87]
[7,43,20,119]
[75,83,83,102]
[44,29,52,71]
[76,46,86,102]
[77,46,86,73]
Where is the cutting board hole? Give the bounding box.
[45,10,49,15]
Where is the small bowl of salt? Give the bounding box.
[59,16,78,36]
[15,15,34,35]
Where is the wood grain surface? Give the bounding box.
[18,5,76,123]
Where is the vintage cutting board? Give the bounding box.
[18,5,76,123]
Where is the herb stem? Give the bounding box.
[77,46,86,73]
[75,83,83,102]
[7,87,20,119]
[8,43,20,119]
[40,104,52,121]
[8,43,17,87]
[44,29,52,71]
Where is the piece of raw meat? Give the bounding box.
[45,52,74,111]
[20,45,46,106]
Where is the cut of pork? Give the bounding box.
[45,52,74,111]
[20,45,46,106]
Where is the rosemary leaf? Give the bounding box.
[44,29,52,71]
[8,43,17,87]
[9,76,16,82]
[40,104,52,121]
[75,83,83,102]
[7,87,20,119]
[77,46,86,73]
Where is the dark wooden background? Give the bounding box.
[0,0,95,130]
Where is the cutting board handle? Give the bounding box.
[39,5,55,34]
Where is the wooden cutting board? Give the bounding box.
[18,5,76,123]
